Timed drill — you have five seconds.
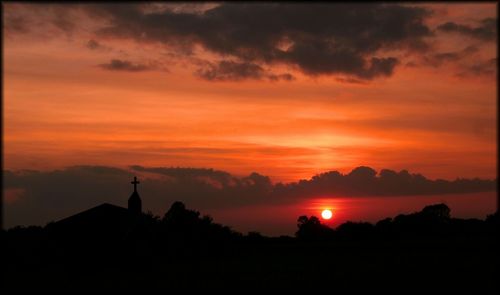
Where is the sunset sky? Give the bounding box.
[3,3,498,234]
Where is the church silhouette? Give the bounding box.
[49,177,145,237]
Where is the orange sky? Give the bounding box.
[3,3,497,183]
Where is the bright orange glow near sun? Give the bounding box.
[321,209,333,220]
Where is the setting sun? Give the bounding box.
[321,209,333,220]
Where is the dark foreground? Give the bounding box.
[3,239,499,292]
[2,203,499,292]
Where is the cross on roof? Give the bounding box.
[131,176,140,192]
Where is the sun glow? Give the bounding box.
[321,209,333,220]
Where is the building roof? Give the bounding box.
[48,177,144,239]
[50,203,136,237]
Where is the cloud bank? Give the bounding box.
[97,59,158,72]
[4,165,496,228]
[437,18,497,42]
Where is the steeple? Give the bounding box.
[128,176,142,215]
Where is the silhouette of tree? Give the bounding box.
[421,203,451,219]
[2,200,498,292]
[295,215,334,241]
[336,221,375,240]
[485,212,499,234]
[389,203,453,236]
[159,201,239,248]
[375,217,394,237]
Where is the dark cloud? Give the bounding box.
[408,44,495,78]
[437,18,497,41]
[274,166,496,198]
[196,60,266,81]
[195,60,294,81]
[8,3,497,81]
[4,165,496,228]
[3,165,274,228]
[79,3,433,80]
[404,61,418,68]
[86,39,111,51]
[269,73,295,81]
[4,3,84,38]
[97,59,158,72]
[456,58,497,78]
[364,57,399,78]
[87,39,101,50]
[4,166,133,227]
[4,14,30,34]
[335,77,369,84]
[434,52,460,62]
[422,45,479,67]
[51,13,76,35]
[129,165,235,185]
